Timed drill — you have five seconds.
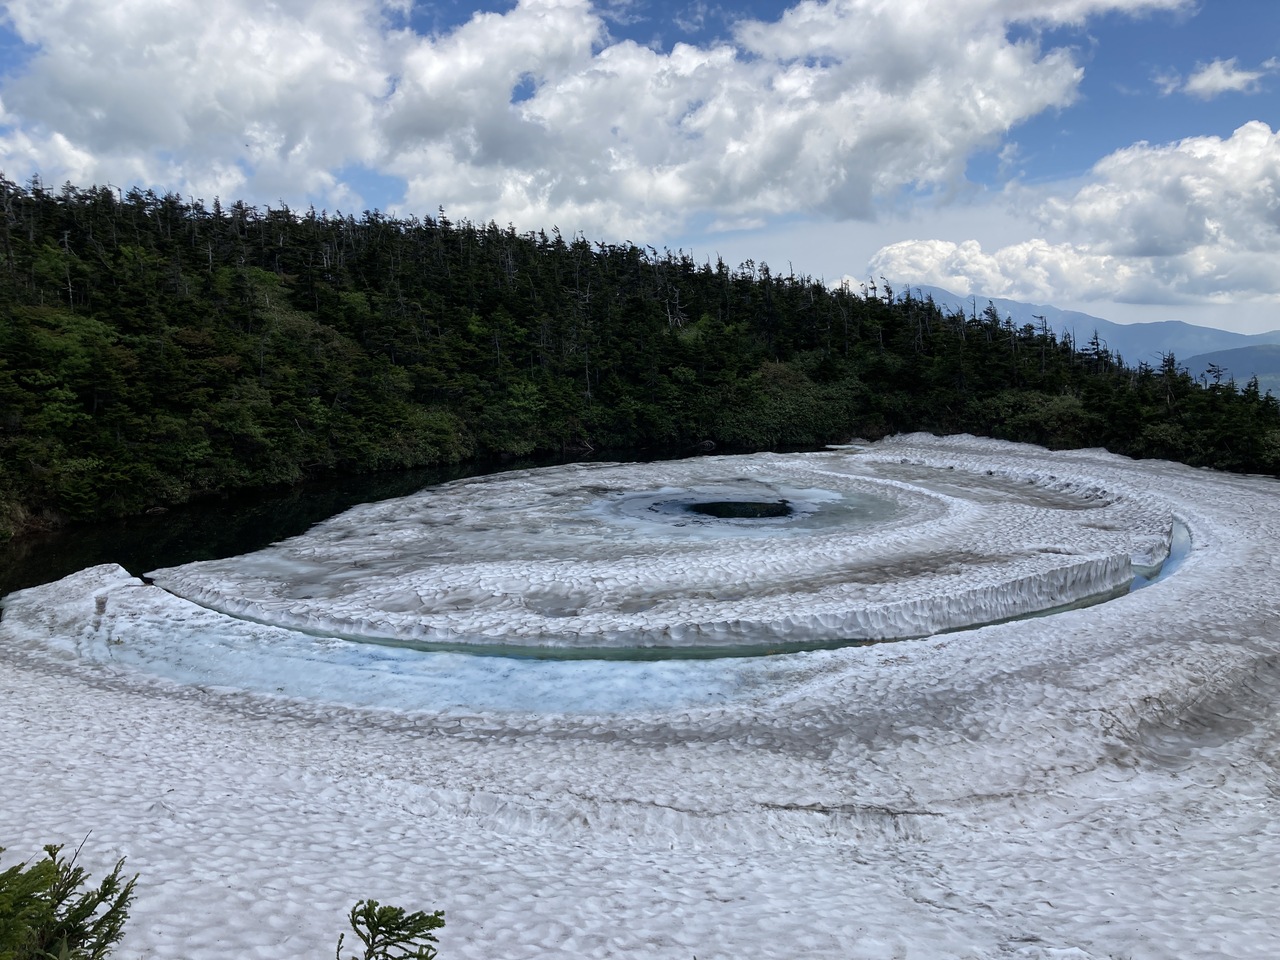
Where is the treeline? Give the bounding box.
[2,176,1279,537]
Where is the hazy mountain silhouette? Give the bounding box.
[1182,343,1280,394]
[906,285,1280,368]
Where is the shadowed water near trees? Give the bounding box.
[3,176,1280,540]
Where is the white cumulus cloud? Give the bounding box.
[0,0,394,208]
[0,0,1187,235]
[1171,57,1278,100]
[871,122,1280,305]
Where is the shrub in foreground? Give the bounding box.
[0,844,135,960]
[0,844,445,959]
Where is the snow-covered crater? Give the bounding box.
[140,444,1173,655]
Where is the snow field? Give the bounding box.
[1,434,1278,958]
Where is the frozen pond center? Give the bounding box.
[129,443,1175,659]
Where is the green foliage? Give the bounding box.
[0,842,446,960]
[3,175,1280,533]
[0,844,136,960]
[337,900,445,960]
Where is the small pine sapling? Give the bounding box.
[336,899,445,960]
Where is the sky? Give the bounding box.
[1,0,1278,331]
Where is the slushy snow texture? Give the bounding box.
[143,447,1170,654]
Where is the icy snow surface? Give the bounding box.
[2,434,1279,959]
[144,447,1171,655]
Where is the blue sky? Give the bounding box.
[1,0,1279,330]
[999,5,1275,176]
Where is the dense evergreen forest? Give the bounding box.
[3,176,1279,540]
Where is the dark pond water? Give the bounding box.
[0,452,643,599]
[1,443,833,600]
[687,500,793,519]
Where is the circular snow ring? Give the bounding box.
[145,445,1172,656]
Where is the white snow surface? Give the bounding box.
[1,434,1278,959]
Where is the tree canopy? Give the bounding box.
[2,176,1278,538]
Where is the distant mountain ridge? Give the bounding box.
[905,284,1280,370]
[1181,344,1280,395]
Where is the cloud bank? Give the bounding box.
[11,0,1275,315]
[871,121,1280,306]
[0,0,1180,234]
